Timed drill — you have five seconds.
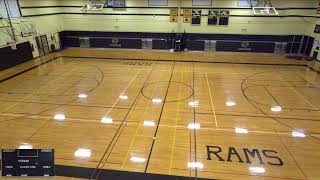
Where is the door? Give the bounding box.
[35,36,44,56]
[313,51,318,60]
[40,35,50,55]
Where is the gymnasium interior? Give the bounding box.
[1,0,320,179]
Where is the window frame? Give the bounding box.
[0,0,22,18]
[148,0,168,6]
[192,0,212,7]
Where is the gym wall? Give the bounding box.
[19,0,317,35]
[1,0,319,55]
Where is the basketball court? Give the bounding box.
[0,49,319,179]
[1,0,320,179]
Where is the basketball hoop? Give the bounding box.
[260,9,269,14]
[19,20,37,37]
[80,0,105,12]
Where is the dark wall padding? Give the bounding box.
[216,41,275,53]
[0,42,33,71]
[152,39,169,49]
[185,40,205,51]
[90,38,142,49]
[61,37,80,47]
[59,31,315,55]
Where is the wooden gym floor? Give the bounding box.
[1,49,320,180]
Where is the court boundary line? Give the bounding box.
[61,55,308,67]
[55,164,213,180]
[241,71,320,142]
[192,62,198,178]
[91,62,157,179]
[0,56,60,84]
[144,61,176,173]
[0,53,318,179]
[169,70,183,175]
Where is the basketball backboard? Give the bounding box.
[253,7,278,16]
[80,2,104,11]
[19,20,37,37]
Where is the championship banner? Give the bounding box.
[191,9,202,25]
[219,10,230,25]
[208,10,219,25]
[183,9,192,23]
[170,8,178,22]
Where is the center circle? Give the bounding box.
[141,81,194,103]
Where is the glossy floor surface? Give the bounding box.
[1,55,320,180]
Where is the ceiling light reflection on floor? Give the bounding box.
[188,162,204,169]
[249,167,265,174]
[235,127,248,134]
[189,101,199,108]
[101,116,113,124]
[119,95,129,100]
[292,130,306,138]
[271,105,282,112]
[74,148,91,158]
[19,143,33,149]
[144,120,155,127]
[130,156,146,163]
[78,93,88,99]
[152,98,162,104]
[188,123,200,130]
[53,113,65,121]
[226,100,236,107]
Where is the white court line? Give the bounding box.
[2,112,309,136]
[0,65,79,113]
[279,75,319,111]
[102,70,141,117]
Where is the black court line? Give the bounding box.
[241,71,320,143]
[242,85,320,112]
[91,63,157,179]
[242,84,319,89]
[96,64,163,172]
[0,56,60,84]
[62,55,309,67]
[144,61,175,173]
[55,165,214,180]
[1,100,131,110]
[192,62,198,178]
[264,86,282,106]
[194,112,320,122]
[141,81,194,103]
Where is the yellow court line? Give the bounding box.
[103,70,141,117]
[2,113,300,136]
[279,76,319,111]
[120,106,148,169]
[169,71,183,175]
[0,65,79,114]
[205,72,219,129]
[120,66,159,169]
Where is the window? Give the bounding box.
[149,0,168,6]
[314,25,320,34]
[0,0,21,18]
[192,0,212,6]
[107,0,125,7]
[237,0,258,7]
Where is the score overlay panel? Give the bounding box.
[1,149,54,177]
